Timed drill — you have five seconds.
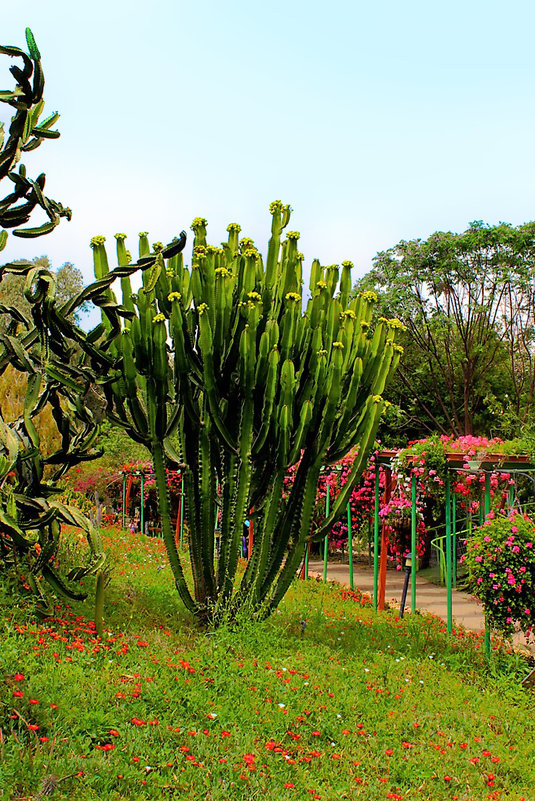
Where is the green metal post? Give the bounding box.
[452,489,457,587]
[304,543,309,579]
[445,471,452,634]
[140,472,144,535]
[347,502,354,591]
[484,471,491,657]
[367,518,372,566]
[121,472,126,530]
[508,481,515,512]
[410,472,417,613]
[484,472,491,516]
[373,464,380,611]
[323,484,330,582]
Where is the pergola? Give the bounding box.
[119,468,185,547]
[372,450,535,653]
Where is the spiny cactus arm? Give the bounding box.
[313,396,385,541]
[263,464,321,615]
[287,400,313,465]
[0,505,32,547]
[197,414,217,605]
[41,563,87,602]
[257,453,314,597]
[151,439,197,613]
[251,345,280,456]
[264,201,290,293]
[219,387,255,605]
[313,345,344,454]
[198,309,238,452]
[231,469,285,610]
[215,451,238,594]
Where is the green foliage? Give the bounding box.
[0,29,71,247]
[0,263,106,625]
[1,527,533,800]
[464,510,535,637]
[91,204,402,624]
[355,220,535,440]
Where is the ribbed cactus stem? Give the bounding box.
[151,441,197,613]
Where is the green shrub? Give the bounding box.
[463,510,535,637]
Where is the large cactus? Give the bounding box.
[91,203,403,623]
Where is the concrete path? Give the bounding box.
[308,560,535,658]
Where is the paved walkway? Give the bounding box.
[308,560,535,658]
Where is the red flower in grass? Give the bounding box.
[14,674,24,681]
[130,717,146,726]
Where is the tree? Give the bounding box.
[354,221,535,439]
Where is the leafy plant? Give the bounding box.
[463,510,535,638]
[0,28,71,249]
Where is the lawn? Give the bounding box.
[1,527,534,800]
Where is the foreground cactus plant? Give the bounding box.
[90,202,403,623]
[0,264,106,628]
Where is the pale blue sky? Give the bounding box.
[2,0,535,322]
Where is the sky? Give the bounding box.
[2,0,535,327]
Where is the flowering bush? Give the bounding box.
[463,511,535,637]
[379,489,427,568]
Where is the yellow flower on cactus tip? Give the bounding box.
[227,222,242,233]
[341,309,356,320]
[114,233,127,240]
[387,318,407,331]
[215,266,231,277]
[341,260,354,269]
[247,291,262,302]
[167,291,181,302]
[286,231,300,240]
[361,290,378,303]
[285,292,301,302]
[191,217,208,229]
[152,313,165,323]
[332,341,344,349]
[90,235,106,248]
[269,200,283,213]
[197,303,209,316]
[372,395,383,404]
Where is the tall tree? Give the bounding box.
[354,221,535,438]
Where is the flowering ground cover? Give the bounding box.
[1,527,534,800]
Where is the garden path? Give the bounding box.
[308,560,535,658]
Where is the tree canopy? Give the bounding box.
[354,220,535,439]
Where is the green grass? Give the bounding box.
[1,526,534,800]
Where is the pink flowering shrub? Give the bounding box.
[463,511,535,637]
